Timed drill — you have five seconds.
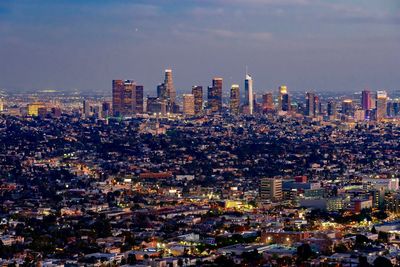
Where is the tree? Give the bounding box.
[214,255,237,267]
[126,253,136,264]
[355,234,370,248]
[334,243,348,253]
[378,231,390,243]
[371,226,377,234]
[297,243,313,263]
[359,255,370,267]
[373,256,393,267]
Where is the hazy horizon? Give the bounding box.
[0,0,399,93]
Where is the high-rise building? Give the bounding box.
[135,85,144,114]
[314,95,321,116]
[192,86,203,115]
[230,84,240,115]
[0,99,3,112]
[122,80,135,116]
[83,100,91,118]
[387,101,395,117]
[157,83,167,99]
[361,90,372,111]
[244,74,253,115]
[393,100,400,117]
[27,102,46,117]
[376,91,388,121]
[262,93,274,112]
[278,85,288,111]
[260,178,283,202]
[182,94,195,116]
[102,102,111,118]
[147,97,167,115]
[327,100,337,117]
[112,80,124,117]
[208,78,223,113]
[112,80,143,117]
[164,69,176,104]
[342,99,354,116]
[282,93,291,112]
[112,80,136,117]
[305,92,315,117]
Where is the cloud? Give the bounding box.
[208,29,273,41]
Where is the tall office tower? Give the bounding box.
[281,93,291,112]
[0,99,3,112]
[208,77,223,113]
[376,91,388,121]
[361,90,372,111]
[102,102,111,118]
[230,84,240,115]
[342,99,354,116]
[393,100,400,117]
[260,177,283,202]
[83,100,91,118]
[305,92,315,116]
[327,100,337,117]
[278,85,288,111]
[192,86,203,115]
[112,80,135,117]
[112,80,124,116]
[147,97,167,115]
[157,83,167,99]
[314,95,321,116]
[182,94,195,116]
[244,74,253,114]
[92,105,101,119]
[262,93,274,112]
[122,80,135,116]
[164,69,176,104]
[387,101,395,117]
[135,85,144,114]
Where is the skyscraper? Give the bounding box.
[262,93,274,112]
[164,69,176,104]
[260,178,283,202]
[208,78,223,113]
[342,99,354,116]
[376,91,388,121]
[282,94,291,112]
[230,84,240,115]
[135,85,144,114]
[361,90,372,111]
[112,80,136,117]
[157,83,167,99]
[278,85,288,111]
[147,97,167,115]
[305,92,315,117]
[244,74,253,115]
[192,86,203,115]
[327,100,337,117]
[112,80,124,117]
[83,100,91,118]
[102,102,111,118]
[314,95,321,116]
[182,94,195,116]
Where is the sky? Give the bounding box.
[0,0,399,94]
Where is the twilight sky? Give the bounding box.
[0,0,399,94]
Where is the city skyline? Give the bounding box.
[0,0,399,92]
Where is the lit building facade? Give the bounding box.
[230,84,240,115]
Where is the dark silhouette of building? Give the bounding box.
[192,85,203,115]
